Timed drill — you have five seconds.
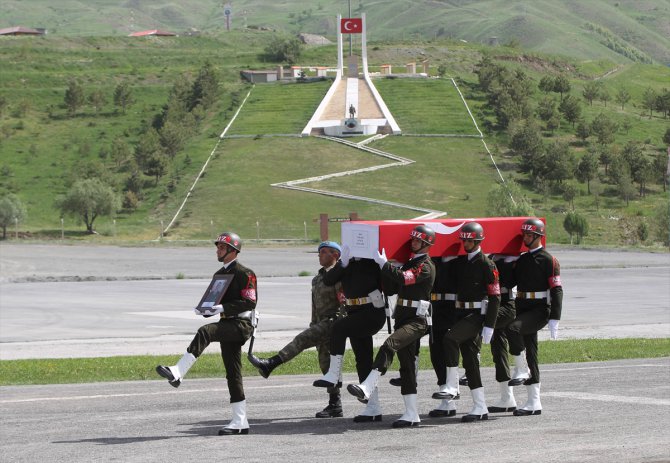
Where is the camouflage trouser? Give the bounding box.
[278,317,336,375]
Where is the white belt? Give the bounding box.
[455,301,482,309]
[431,293,456,301]
[346,296,371,306]
[221,310,252,320]
[517,291,547,299]
[396,297,421,308]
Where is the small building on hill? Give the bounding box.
[0,26,46,36]
[240,69,279,83]
[128,30,177,37]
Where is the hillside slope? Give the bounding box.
[1,0,668,64]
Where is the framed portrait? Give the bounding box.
[195,274,234,311]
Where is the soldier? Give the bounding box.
[506,218,563,416]
[248,241,346,418]
[427,255,460,417]
[347,225,436,428]
[156,232,257,435]
[486,253,519,413]
[313,244,387,423]
[432,221,500,422]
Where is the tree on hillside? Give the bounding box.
[485,177,534,217]
[559,95,582,128]
[563,211,588,244]
[615,87,631,110]
[538,76,554,94]
[110,137,133,170]
[264,36,303,64]
[114,82,135,114]
[88,89,107,114]
[575,150,599,194]
[553,75,571,101]
[0,193,27,239]
[0,96,7,117]
[590,113,618,145]
[613,169,635,206]
[582,81,600,106]
[64,79,85,117]
[545,141,575,185]
[58,178,119,234]
[621,142,653,197]
[135,129,167,185]
[510,120,545,178]
[598,87,611,107]
[641,87,656,118]
[656,89,670,118]
[653,152,668,192]
[591,178,603,212]
[537,96,558,128]
[191,61,220,110]
[561,183,578,210]
[159,121,186,160]
[651,202,670,247]
[575,119,590,143]
[664,128,670,146]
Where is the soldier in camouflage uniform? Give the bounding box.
[313,244,387,423]
[248,241,345,418]
[348,225,437,428]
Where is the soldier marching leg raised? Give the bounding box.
[433,222,501,423]
[248,241,346,418]
[156,232,257,436]
[348,225,437,428]
[506,218,563,416]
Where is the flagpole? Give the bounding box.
[348,0,352,56]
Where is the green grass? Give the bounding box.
[1,338,667,386]
[374,78,480,135]
[226,80,331,135]
[1,34,668,247]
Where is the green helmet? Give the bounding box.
[521,218,545,236]
[410,225,436,246]
[459,222,485,241]
[214,232,242,252]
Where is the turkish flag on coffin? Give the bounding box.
[341,217,546,263]
[341,18,363,34]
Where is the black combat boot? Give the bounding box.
[316,391,343,418]
[248,354,282,379]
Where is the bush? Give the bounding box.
[122,190,139,211]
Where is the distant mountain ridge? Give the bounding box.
[1,0,668,64]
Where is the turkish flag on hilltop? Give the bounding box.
[341,18,363,34]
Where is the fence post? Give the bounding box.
[320,213,328,241]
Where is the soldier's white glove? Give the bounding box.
[481,326,494,344]
[373,248,388,269]
[340,244,351,268]
[201,304,224,317]
[548,319,559,340]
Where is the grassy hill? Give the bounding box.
[0,32,668,247]
[1,0,669,65]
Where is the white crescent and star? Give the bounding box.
[343,20,354,32]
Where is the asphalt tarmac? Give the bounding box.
[1,359,668,462]
[0,244,669,462]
